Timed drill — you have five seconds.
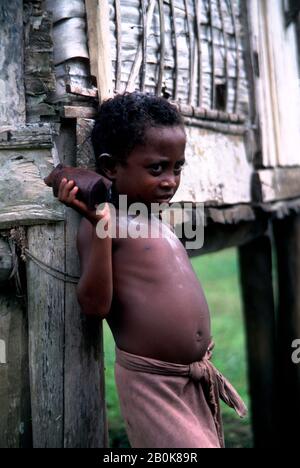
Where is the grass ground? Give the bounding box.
[103,247,253,448]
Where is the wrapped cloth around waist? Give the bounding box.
[115,344,247,448]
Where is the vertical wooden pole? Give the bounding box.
[58,119,107,448]
[27,223,65,447]
[27,120,107,447]
[238,235,277,447]
[0,285,32,448]
[0,0,25,126]
[0,0,31,448]
[273,214,300,446]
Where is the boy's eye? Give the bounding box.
[149,164,163,174]
[174,162,186,173]
[148,161,186,175]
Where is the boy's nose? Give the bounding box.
[160,177,177,189]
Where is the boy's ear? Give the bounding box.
[97,153,118,181]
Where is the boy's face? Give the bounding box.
[112,125,186,207]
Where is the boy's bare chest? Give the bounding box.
[112,223,196,289]
[112,214,185,259]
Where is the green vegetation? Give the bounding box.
[103,248,253,448]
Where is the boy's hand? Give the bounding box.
[58,178,110,227]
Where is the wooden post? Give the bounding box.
[58,119,107,448]
[273,214,300,446]
[238,235,277,447]
[0,269,32,447]
[26,119,107,447]
[85,0,114,100]
[0,0,25,126]
[26,223,65,447]
[26,120,107,447]
[0,0,31,448]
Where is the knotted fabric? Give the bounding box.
[115,343,247,448]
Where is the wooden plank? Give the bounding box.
[260,198,300,219]
[273,214,300,446]
[62,106,97,119]
[66,84,98,98]
[85,0,114,100]
[172,127,252,205]
[205,204,256,225]
[0,147,64,229]
[76,118,96,170]
[0,124,54,150]
[183,117,246,135]
[0,290,32,448]
[85,0,99,81]
[96,0,114,100]
[0,206,64,230]
[250,0,300,167]
[56,120,107,448]
[238,236,277,448]
[187,217,268,257]
[0,0,25,126]
[253,168,300,203]
[26,223,65,448]
[24,9,56,122]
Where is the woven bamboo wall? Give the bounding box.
[108,0,250,118]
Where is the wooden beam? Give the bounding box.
[238,235,277,448]
[205,205,255,225]
[85,0,114,100]
[57,120,107,448]
[26,120,107,447]
[0,206,64,230]
[187,217,268,257]
[85,0,99,82]
[253,168,300,203]
[0,143,64,229]
[62,106,97,119]
[0,0,25,126]
[273,214,300,446]
[0,124,54,150]
[249,0,300,167]
[66,84,98,99]
[0,288,32,447]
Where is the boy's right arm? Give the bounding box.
[57,178,113,318]
[76,218,113,318]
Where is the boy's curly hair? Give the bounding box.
[91,92,184,172]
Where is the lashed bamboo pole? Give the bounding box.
[170,0,179,101]
[195,0,203,107]
[184,0,194,104]
[228,0,240,113]
[218,0,229,111]
[141,0,148,91]
[157,0,166,95]
[114,0,122,92]
[208,0,216,108]
[126,0,156,92]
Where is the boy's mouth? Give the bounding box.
[155,193,174,202]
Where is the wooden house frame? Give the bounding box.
[0,0,299,447]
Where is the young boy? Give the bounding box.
[56,92,246,448]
